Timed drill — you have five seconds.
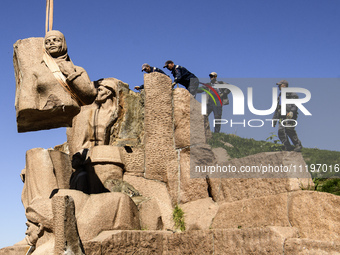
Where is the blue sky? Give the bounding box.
[0,0,339,248]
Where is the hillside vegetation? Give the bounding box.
[208,133,340,196]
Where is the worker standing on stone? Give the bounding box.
[203,72,230,133]
[134,63,167,90]
[272,80,302,152]
[163,60,199,97]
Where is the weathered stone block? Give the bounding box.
[212,190,340,243]
[83,193,140,238]
[212,227,298,254]
[207,151,313,203]
[211,193,290,229]
[123,175,174,230]
[120,146,145,176]
[81,228,299,254]
[84,230,170,255]
[52,195,84,255]
[48,149,72,189]
[173,88,190,149]
[163,230,214,254]
[284,238,340,255]
[288,190,340,242]
[56,190,141,242]
[178,147,211,204]
[212,147,231,163]
[111,86,144,147]
[22,148,65,209]
[144,72,177,183]
[181,198,218,230]
[86,146,124,192]
[173,88,207,149]
[138,198,164,230]
[0,245,30,255]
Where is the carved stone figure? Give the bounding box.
[24,199,54,255]
[42,30,96,105]
[14,31,97,132]
[20,148,140,254]
[23,191,141,254]
[67,78,125,193]
[21,148,73,210]
[66,77,146,193]
[67,78,119,154]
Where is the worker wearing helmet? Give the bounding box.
[163,60,199,97]
[204,72,230,133]
[135,63,167,90]
[272,80,302,152]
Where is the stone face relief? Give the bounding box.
[42,30,96,106]
[14,30,97,132]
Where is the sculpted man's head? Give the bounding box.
[44,30,68,58]
[25,200,53,246]
[25,220,43,246]
[95,78,118,104]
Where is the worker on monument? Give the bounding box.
[202,72,230,133]
[134,63,168,91]
[163,60,199,97]
[272,80,303,152]
[43,30,97,106]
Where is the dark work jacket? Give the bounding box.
[140,67,168,89]
[150,66,167,76]
[171,65,197,88]
[273,92,299,120]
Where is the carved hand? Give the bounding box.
[58,61,76,77]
